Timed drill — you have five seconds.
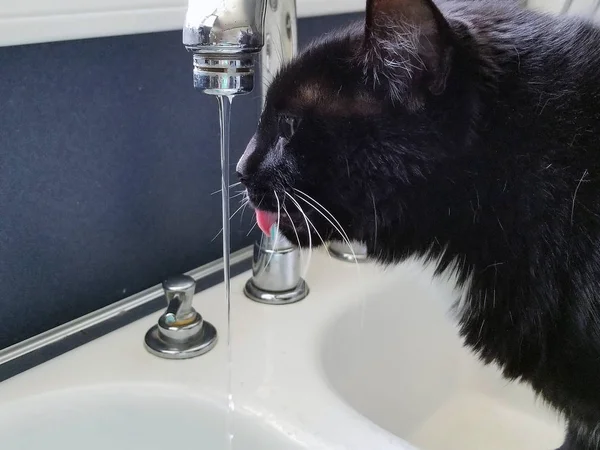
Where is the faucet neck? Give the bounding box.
[260,0,297,105]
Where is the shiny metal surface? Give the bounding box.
[243,235,309,304]
[184,0,297,97]
[163,274,196,322]
[144,321,217,359]
[183,0,266,95]
[244,278,309,304]
[260,0,297,106]
[251,238,301,291]
[328,241,369,264]
[144,274,218,359]
[192,55,256,95]
[183,0,266,54]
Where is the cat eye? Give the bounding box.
[279,115,300,140]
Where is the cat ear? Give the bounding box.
[362,0,453,106]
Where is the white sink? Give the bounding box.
[0,250,567,449]
[0,384,304,450]
[321,259,566,450]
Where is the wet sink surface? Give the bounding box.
[0,385,305,450]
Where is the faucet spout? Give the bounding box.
[183,0,269,96]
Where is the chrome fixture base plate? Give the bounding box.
[244,279,309,305]
[144,321,217,359]
[328,245,369,264]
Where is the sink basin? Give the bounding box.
[2,249,566,450]
[0,384,305,450]
[321,259,566,450]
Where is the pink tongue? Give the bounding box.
[256,210,278,236]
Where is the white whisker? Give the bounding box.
[246,221,257,236]
[211,181,242,195]
[263,191,282,271]
[302,211,331,258]
[237,190,251,224]
[294,190,359,273]
[293,188,355,248]
[287,194,313,280]
[239,199,250,225]
[282,203,302,249]
[211,228,223,242]
[282,202,304,274]
[229,201,248,221]
[370,190,379,245]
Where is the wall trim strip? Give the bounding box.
[0,246,252,368]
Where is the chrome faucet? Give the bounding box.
[183,0,309,305]
[328,241,369,264]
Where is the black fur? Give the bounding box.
[236,1,600,448]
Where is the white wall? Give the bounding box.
[528,0,598,15]
[0,0,365,48]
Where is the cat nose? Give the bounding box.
[236,171,248,185]
[236,134,257,183]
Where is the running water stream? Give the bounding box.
[216,95,235,449]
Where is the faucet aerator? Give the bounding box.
[192,55,256,96]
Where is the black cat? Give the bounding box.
[236,0,600,448]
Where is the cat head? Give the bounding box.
[236,0,479,249]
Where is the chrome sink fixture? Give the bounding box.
[328,240,369,264]
[144,274,217,359]
[183,0,308,305]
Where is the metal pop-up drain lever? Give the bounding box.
[144,275,217,359]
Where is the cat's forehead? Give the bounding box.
[268,65,380,117]
[287,79,380,116]
[264,22,381,117]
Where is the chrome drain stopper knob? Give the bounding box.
[144,274,217,359]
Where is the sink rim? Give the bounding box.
[0,250,414,450]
